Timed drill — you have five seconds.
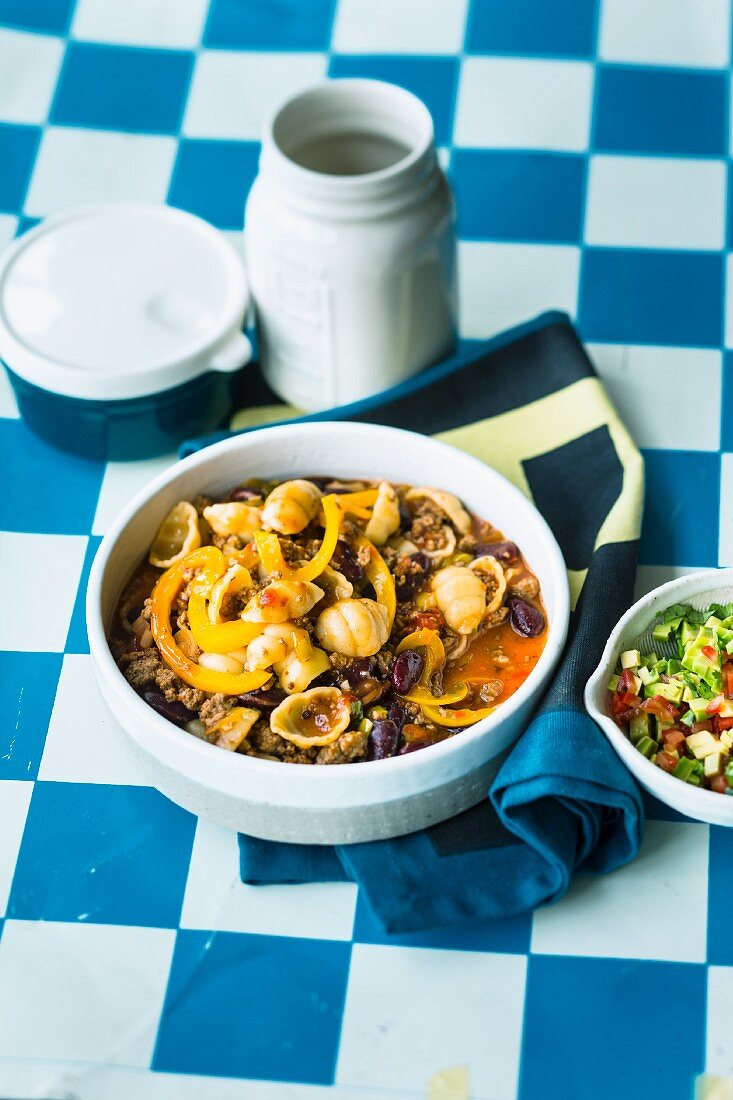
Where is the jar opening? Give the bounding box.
[269,79,434,184]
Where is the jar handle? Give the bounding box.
[209,331,252,374]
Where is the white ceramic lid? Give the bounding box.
[0,203,251,401]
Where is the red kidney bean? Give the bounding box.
[228,485,264,502]
[387,703,407,730]
[331,540,365,585]
[367,719,400,760]
[477,540,519,562]
[398,502,412,530]
[399,740,429,754]
[395,552,431,602]
[339,658,374,686]
[507,597,545,637]
[237,688,286,710]
[392,650,424,695]
[139,689,197,727]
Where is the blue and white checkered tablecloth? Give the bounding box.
[0,0,731,1097]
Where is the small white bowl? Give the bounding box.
[585,567,733,827]
[87,421,570,844]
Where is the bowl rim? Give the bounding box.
[584,566,733,812]
[87,420,570,785]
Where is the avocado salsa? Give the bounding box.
[607,602,733,793]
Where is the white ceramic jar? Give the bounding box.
[244,79,457,410]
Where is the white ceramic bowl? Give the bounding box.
[585,567,733,827]
[87,422,570,843]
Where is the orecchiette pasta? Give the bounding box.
[431,566,486,634]
[469,555,507,614]
[270,687,351,748]
[405,487,472,534]
[364,480,400,546]
[273,638,331,694]
[317,564,354,604]
[203,502,262,539]
[261,479,321,534]
[242,578,324,624]
[315,598,390,657]
[206,562,252,623]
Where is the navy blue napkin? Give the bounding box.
[183,312,645,933]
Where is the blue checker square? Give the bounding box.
[154,930,350,1083]
[0,653,61,780]
[594,65,727,157]
[65,536,102,654]
[168,139,260,230]
[722,354,733,453]
[639,449,721,568]
[0,123,40,214]
[0,418,104,535]
[707,827,733,965]
[467,0,596,58]
[329,56,459,147]
[8,783,197,927]
[578,249,723,348]
[51,43,194,135]
[353,892,530,953]
[0,0,73,34]
[452,150,585,244]
[521,956,706,1100]
[204,0,335,49]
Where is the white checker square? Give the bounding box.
[24,128,177,218]
[0,532,87,652]
[0,214,17,251]
[72,0,208,48]
[600,0,730,68]
[585,156,725,250]
[586,343,722,451]
[333,0,468,54]
[635,565,701,602]
[93,454,176,535]
[454,58,593,151]
[458,241,580,338]
[336,943,526,1098]
[719,454,733,567]
[0,28,64,124]
[39,655,146,785]
[707,967,733,1075]
[531,820,709,962]
[183,51,327,140]
[0,921,174,1066]
[0,782,33,917]
[180,818,357,939]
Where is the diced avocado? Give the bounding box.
[638,666,658,686]
[641,652,659,668]
[636,736,657,759]
[721,730,733,751]
[681,621,699,649]
[681,627,722,693]
[653,620,678,643]
[688,697,710,719]
[705,752,725,778]
[680,709,697,728]
[674,757,697,781]
[667,659,682,675]
[686,730,722,760]
[629,713,652,744]
[706,616,723,631]
[621,650,641,669]
[652,680,684,704]
[607,674,620,693]
[682,686,697,703]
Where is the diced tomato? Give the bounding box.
[611,691,641,719]
[711,775,729,794]
[707,694,725,715]
[663,728,686,751]
[617,668,637,694]
[691,719,713,734]
[702,644,717,660]
[724,664,733,698]
[714,716,733,733]
[642,695,679,721]
[656,752,677,774]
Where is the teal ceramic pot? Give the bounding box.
[0,204,251,460]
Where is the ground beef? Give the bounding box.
[457,533,478,554]
[121,649,162,686]
[484,606,510,628]
[248,722,317,764]
[316,729,368,764]
[509,574,540,600]
[199,693,236,728]
[480,679,504,703]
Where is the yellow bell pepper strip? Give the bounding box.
[150,548,270,693]
[404,682,469,707]
[336,489,379,507]
[254,494,341,584]
[188,590,264,654]
[292,493,341,583]
[351,531,396,630]
[254,528,289,576]
[421,703,496,727]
